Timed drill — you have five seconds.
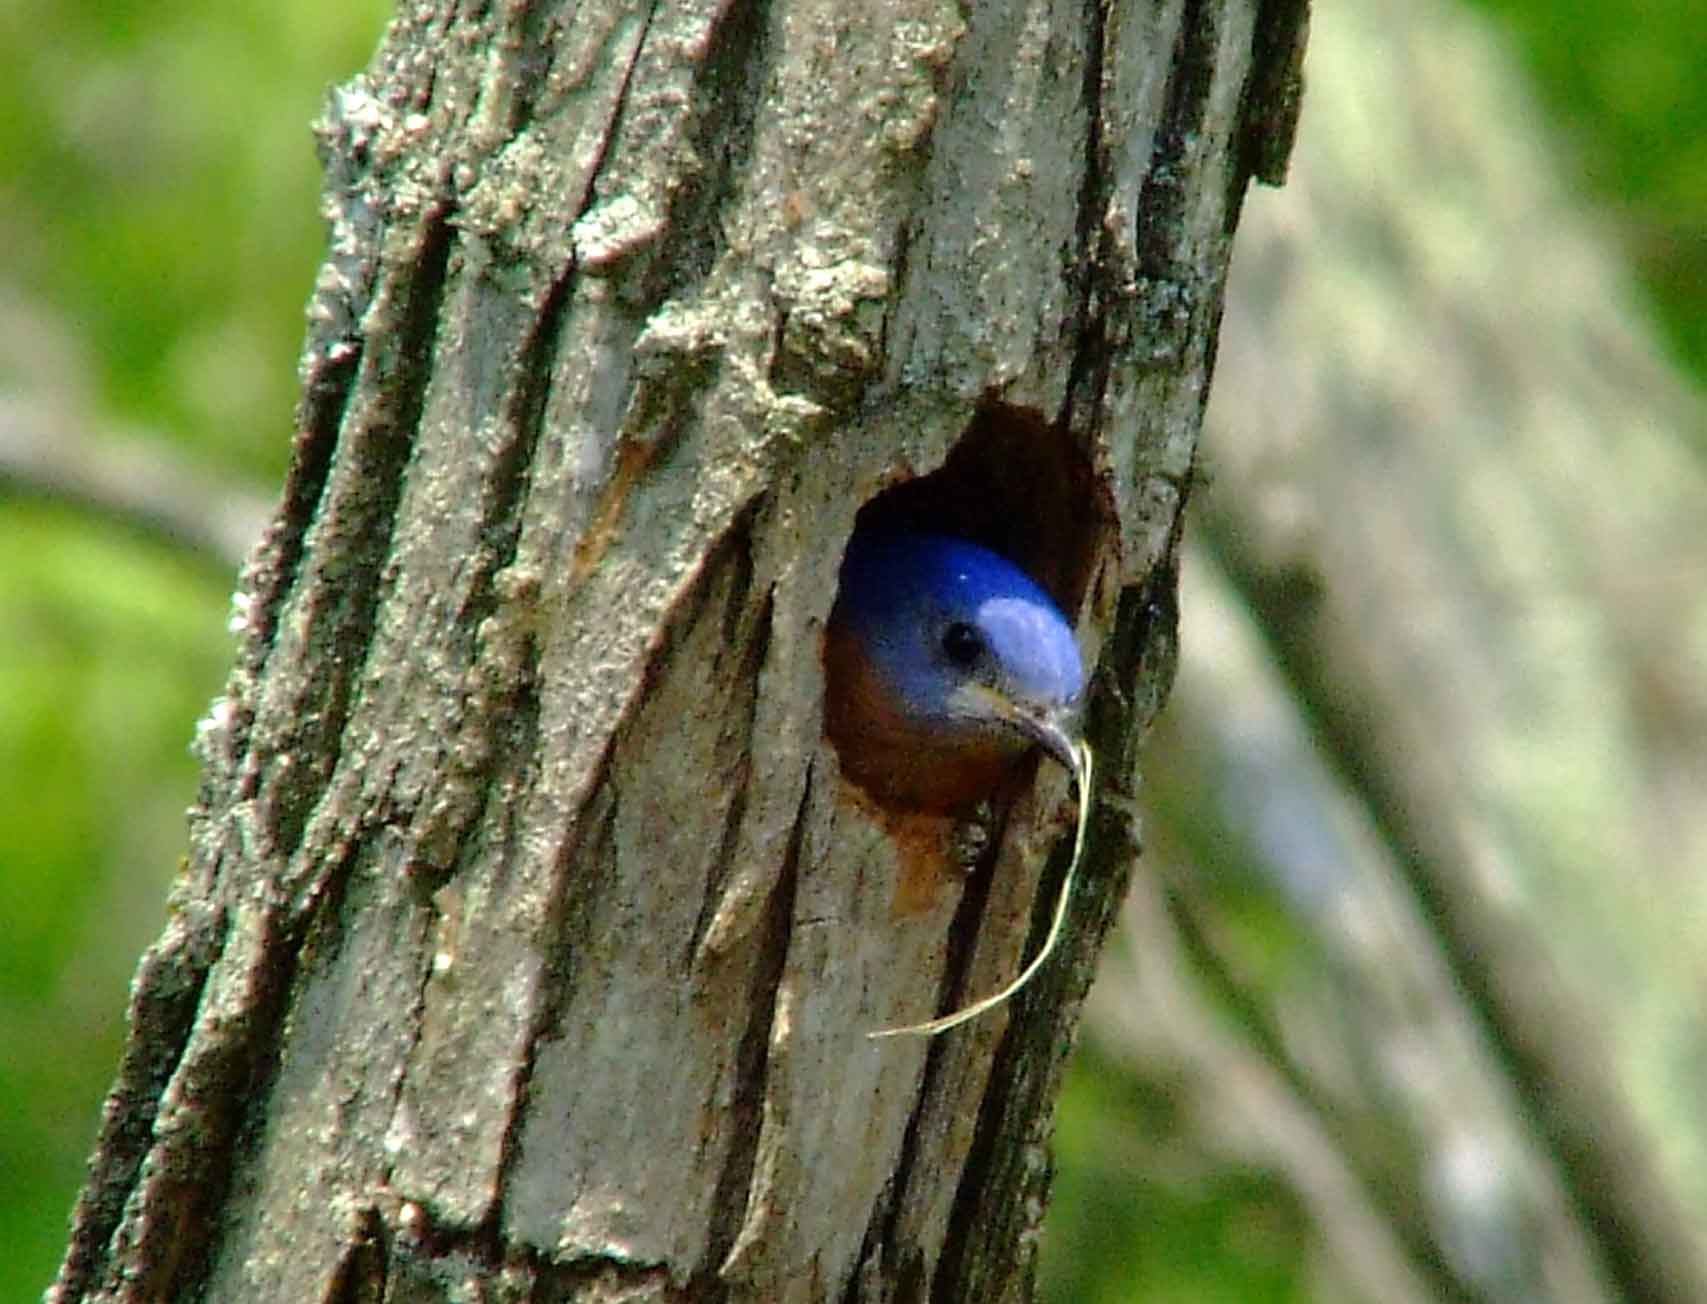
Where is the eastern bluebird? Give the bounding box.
[823,530,1085,812]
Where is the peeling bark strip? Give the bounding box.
[52,1,1300,1300]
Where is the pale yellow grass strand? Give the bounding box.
[869,740,1094,1040]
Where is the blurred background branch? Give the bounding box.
[0,384,268,571]
[1061,0,1707,1298]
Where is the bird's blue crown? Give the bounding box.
[833,530,1084,742]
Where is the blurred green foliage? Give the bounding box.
[1462,0,1707,379]
[0,0,387,1294]
[1044,1041,1312,1303]
[0,0,1699,1298]
[0,0,389,480]
[0,505,235,1298]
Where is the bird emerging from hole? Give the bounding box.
[823,530,1085,813]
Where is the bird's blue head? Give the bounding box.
[825,531,1085,807]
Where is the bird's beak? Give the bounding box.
[1011,703,1082,777]
[956,683,1083,777]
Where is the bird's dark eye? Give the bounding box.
[940,621,984,667]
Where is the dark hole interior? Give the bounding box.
[847,404,1103,616]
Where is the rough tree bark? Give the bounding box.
[51,0,1306,1299]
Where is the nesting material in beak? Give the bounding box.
[869,738,1095,1040]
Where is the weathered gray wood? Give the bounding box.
[50,0,1303,1299]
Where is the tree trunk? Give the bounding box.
[50,0,1305,1299]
